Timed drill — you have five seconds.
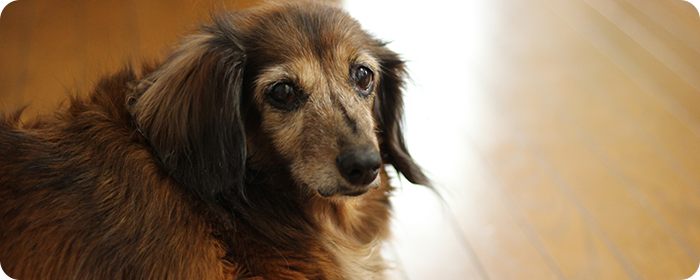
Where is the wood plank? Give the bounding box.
[622,0,700,65]
[582,0,700,123]
[661,0,700,20]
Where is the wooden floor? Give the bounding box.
[2,0,700,279]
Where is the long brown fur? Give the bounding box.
[0,2,429,279]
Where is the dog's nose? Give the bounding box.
[337,145,382,186]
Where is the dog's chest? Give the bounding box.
[318,214,388,279]
[325,237,386,280]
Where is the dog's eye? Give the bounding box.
[353,66,374,94]
[269,82,298,106]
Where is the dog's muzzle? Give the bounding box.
[336,145,382,188]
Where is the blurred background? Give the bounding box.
[1,0,700,279]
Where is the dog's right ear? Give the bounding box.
[130,19,247,212]
[371,42,431,187]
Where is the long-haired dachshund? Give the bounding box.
[0,2,428,279]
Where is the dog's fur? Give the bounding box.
[0,2,428,279]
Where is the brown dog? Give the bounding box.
[0,2,428,279]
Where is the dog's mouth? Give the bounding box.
[318,189,369,197]
[344,189,369,197]
[317,179,380,198]
[318,188,368,198]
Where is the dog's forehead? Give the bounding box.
[240,3,374,66]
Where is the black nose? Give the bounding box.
[337,145,382,186]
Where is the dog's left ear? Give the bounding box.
[130,21,247,212]
[372,43,430,187]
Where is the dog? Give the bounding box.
[0,1,429,279]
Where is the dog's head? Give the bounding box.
[130,2,428,208]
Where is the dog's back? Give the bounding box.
[0,70,235,279]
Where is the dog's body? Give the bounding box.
[0,2,428,279]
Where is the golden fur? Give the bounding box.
[0,2,428,279]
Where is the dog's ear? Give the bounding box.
[130,20,246,211]
[372,43,430,187]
